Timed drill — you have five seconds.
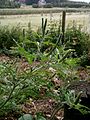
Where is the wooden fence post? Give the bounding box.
[62,11,66,44]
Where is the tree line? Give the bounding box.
[0,0,20,8]
[0,0,90,8]
[25,0,67,5]
[24,0,90,8]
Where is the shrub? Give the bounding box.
[44,3,53,8]
[80,51,90,66]
[14,2,21,8]
[32,4,39,8]
[0,1,21,8]
[53,1,90,8]
[65,26,89,56]
[0,25,22,52]
[0,52,54,116]
[64,25,90,66]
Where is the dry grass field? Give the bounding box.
[0,7,90,32]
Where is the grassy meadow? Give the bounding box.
[0,7,90,32]
[0,12,89,32]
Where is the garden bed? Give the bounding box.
[0,54,90,120]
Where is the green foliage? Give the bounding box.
[0,18,89,119]
[43,3,53,8]
[18,114,33,120]
[0,25,22,54]
[36,116,46,120]
[65,58,80,67]
[65,24,90,66]
[51,0,90,8]
[16,19,63,60]
[0,63,20,116]
[80,51,90,66]
[50,86,90,120]
[25,0,90,8]
[60,88,90,115]
[65,24,89,56]
[32,4,39,8]
[13,40,35,64]
[18,114,46,120]
[0,54,54,116]
[0,0,21,8]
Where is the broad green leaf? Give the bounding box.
[18,114,33,120]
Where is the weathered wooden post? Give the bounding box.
[22,28,25,47]
[62,11,66,44]
[23,29,25,40]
